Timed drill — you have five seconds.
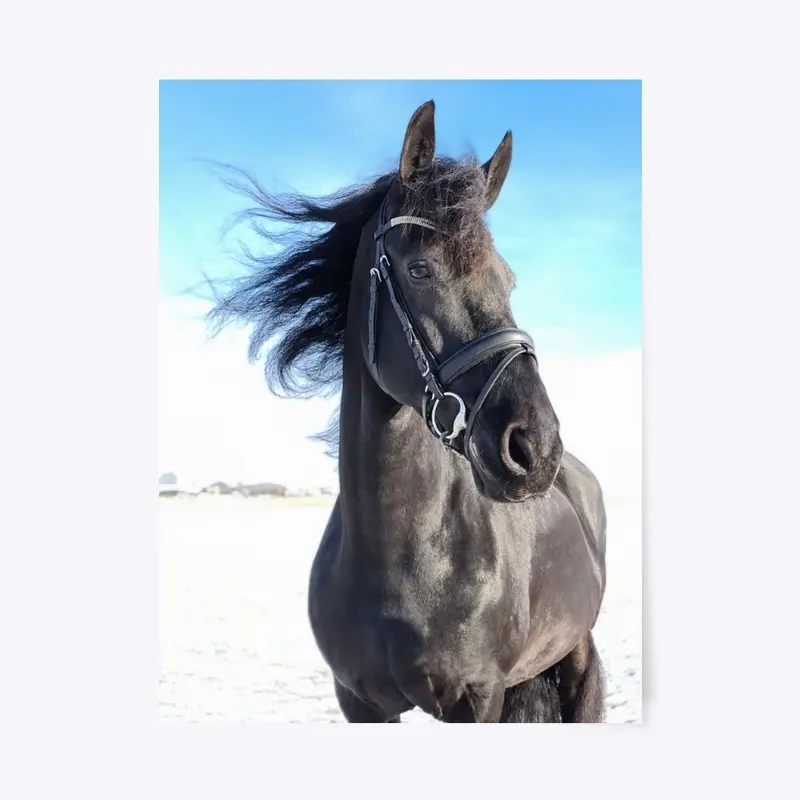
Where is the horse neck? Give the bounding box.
[340,346,451,501]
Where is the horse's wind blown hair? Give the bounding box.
[207,166,392,399]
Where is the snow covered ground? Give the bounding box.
[158,490,641,723]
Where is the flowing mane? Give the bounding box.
[207,167,392,399]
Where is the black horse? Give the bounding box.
[210,101,607,722]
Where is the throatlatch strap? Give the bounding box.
[367,268,380,367]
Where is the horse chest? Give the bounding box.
[312,541,525,701]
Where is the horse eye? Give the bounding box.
[408,263,430,280]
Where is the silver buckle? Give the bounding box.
[430,392,467,444]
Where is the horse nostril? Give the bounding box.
[502,425,536,476]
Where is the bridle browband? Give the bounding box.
[367,187,537,460]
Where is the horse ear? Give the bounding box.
[481,130,513,210]
[399,100,436,185]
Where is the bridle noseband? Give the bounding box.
[367,188,537,460]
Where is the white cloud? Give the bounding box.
[159,299,641,494]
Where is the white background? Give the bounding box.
[2,0,799,797]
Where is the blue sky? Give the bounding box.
[158,81,641,488]
[160,79,640,356]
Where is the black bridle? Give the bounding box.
[367,189,537,460]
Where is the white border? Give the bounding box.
[3,1,798,795]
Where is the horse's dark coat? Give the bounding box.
[211,100,608,722]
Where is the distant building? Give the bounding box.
[239,482,287,498]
